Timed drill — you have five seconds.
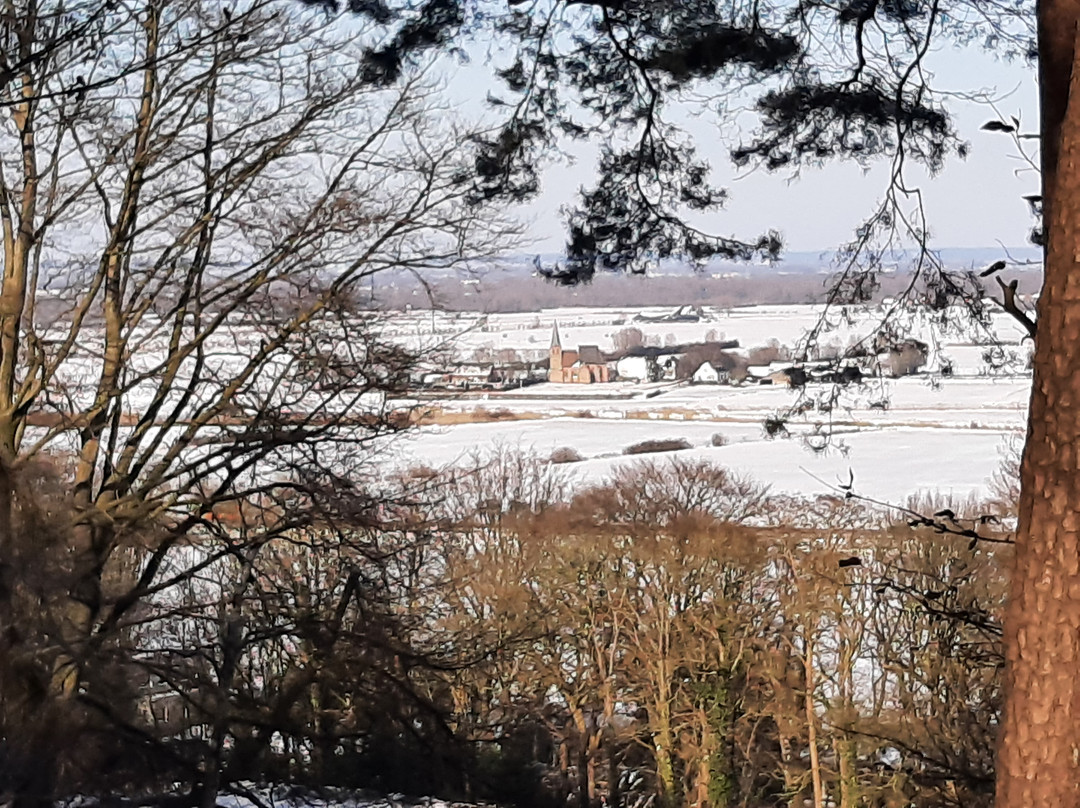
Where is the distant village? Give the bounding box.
[414,308,930,393]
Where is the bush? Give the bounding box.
[623,438,692,455]
[550,447,585,464]
[747,338,789,366]
[888,343,929,376]
[612,326,645,351]
[764,417,789,438]
[710,433,729,447]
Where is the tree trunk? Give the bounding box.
[699,676,736,808]
[652,686,678,808]
[572,707,592,808]
[778,734,804,808]
[608,734,621,808]
[693,707,719,808]
[997,4,1080,806]
[834,734,857,808]
[803,634,824,808]
[579,737,591,808]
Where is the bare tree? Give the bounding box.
[612,326,645,353]
[0,0,517,803]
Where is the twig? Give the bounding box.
[994,277,1038,340]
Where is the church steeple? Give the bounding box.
[549,321,564,381]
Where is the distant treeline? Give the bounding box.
[368,269,1045,314]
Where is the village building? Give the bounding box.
[746,364,773,382]
[616,354,654,383]
[745,362,808,387]
[691,361,730,385]
[614,347,686,382]
[548,322,611,383]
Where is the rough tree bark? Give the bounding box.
[997,1,1080,804]
[803,633,824,808]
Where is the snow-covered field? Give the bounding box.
[387,303,1032,504]
[31,301,1031,505]
[395,407,1019,504]
[388,301,1034,368]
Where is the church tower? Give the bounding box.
[549,322,563,382]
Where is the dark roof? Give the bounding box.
[613,339,739,361]
[577,345,604,365]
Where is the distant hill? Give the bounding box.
[369,252,1044,314]
[34,248,1043,317]
[390,246,1044,283]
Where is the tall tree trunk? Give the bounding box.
[834,734,857,808]
[579,737,591,808]
[778,734,804,808]
[652,661,679,808]
[835,634,858,808]
[803,634,824,808]
[997,4,1080,806]
[602,675,621,808]
[607,733,621,808]
[572,707,593,808]
[698,675,736,808]
[560,735,572,804]
[693,707,716,808]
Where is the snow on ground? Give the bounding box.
[394,418,1016,503]
[387,297,1035,505]
[433,377,1030,431]
[386,302,1033,369]
[30,303,1030,506]
[218,787,480,808]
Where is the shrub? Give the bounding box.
[623,438,692,455]
[550,447,585,464]
[747,338,789,366]
[710,433,729,447]
[763,417,789,438]
[612,326,645,351]
[889,343,929,376]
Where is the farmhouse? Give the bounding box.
[612,346,690,382]
[691,361,730,385]
[746,362,808,387]
[616,354,654,383]
[549,322,611,383]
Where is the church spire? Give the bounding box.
[550,321,562,349]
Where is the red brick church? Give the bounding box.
[548,322,610,384]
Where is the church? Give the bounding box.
[548,322,610,384]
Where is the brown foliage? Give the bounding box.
[550,447,585,464]
[623,438,692,455]
[612,326,646,352]
[675,345,744,380]
[746,339,790,366]
[423,447,1015,808]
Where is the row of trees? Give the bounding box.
[3,0,1077,804]
[432,454,1011,808]
[0,0,514,804]
[5,443,1017,808]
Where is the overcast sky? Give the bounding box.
[455,45,1040,256]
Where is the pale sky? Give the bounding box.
[452,44,1041,255]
